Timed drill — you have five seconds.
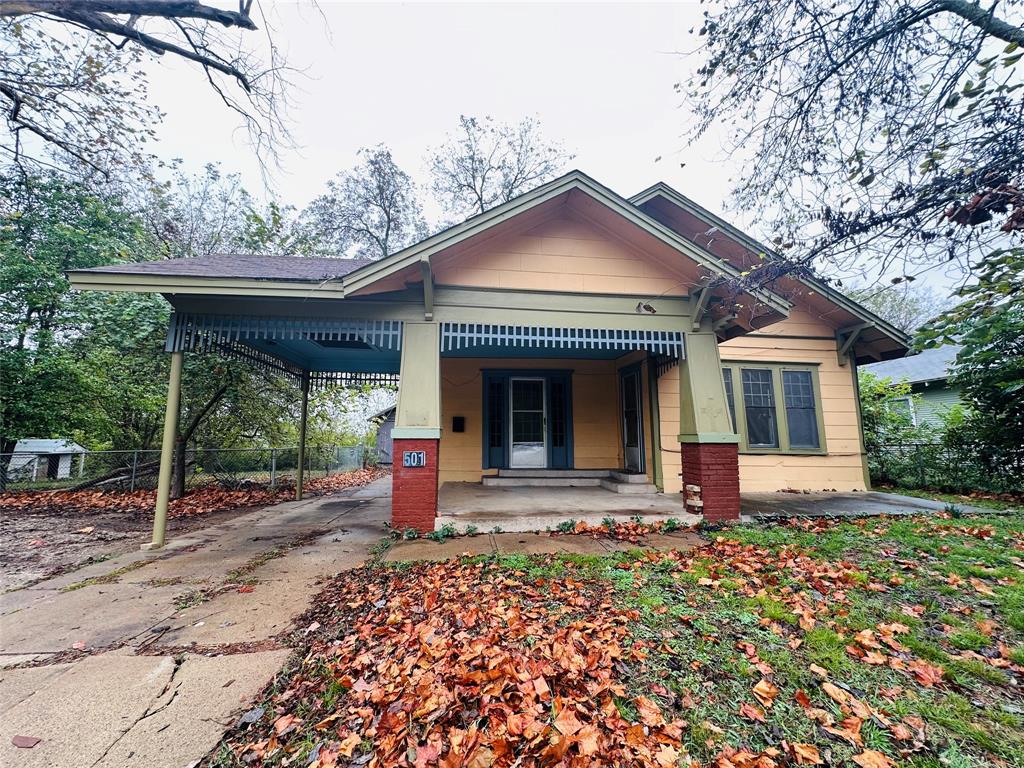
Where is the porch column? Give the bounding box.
[678,331,741,522]
[145,350,184,550]
[391,322,441,533]
[295,371,310,501]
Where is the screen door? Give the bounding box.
[509,377,546,468]
[620,368,644,473]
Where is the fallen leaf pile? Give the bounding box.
[223,559,688,767]
[0,467,388,519]
[553,519,697,542]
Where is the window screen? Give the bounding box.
[742,368,778,448]
[782,370,820,449]
[722,368,737,433]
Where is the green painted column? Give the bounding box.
[677,332,739,444]
[145,350,183,551]
[393,322,441,437]
[295,372,310,501]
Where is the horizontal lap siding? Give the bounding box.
[431,215,687,296]
[438,357,621,484]
[720,310,868,492]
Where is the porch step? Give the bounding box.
[482,476,604,487]
[600,479,660,494]
[496,469,612,478]
[609,471,650,484]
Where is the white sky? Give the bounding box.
[145,2,735,220]
[142,1,957,295]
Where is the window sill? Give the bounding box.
[740,449,828,456]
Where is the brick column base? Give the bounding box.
[391,438,439,533]
[681,442,740,522]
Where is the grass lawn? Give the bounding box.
[208,512,1024,768]
[877,487,1023,513]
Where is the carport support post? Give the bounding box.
[145,350,183,550]
[296,372,310,501]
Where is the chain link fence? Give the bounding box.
[0,445,378,493]
[870,442,1024,495]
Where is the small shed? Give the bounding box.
[370,406,396,465]
[8,439,87,481]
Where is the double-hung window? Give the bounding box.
[721,363,825,453]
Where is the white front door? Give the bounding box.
[509,377,546,468]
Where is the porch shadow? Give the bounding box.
[436,481,698,534]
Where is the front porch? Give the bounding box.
[436,472,697,534]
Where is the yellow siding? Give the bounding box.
[656,310,868,494]
[431,214,688,296]
[438,357,624,484]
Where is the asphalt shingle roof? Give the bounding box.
[862,344,962,384]
[84,254,375,282]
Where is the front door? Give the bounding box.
[620,367,644,473]
[509,377,546,468]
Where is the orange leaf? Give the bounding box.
[752,678,780,708]
[739,702,766,722]
[792,743,823,765]
[636,696,666,727]
[852,750,895,768]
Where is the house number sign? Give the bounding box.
[403,450,427,468]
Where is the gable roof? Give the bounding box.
[863,345,962,385]
[340,170,792,316]
[629,182,911,360]
[13,439,86,454]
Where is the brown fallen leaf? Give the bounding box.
[752,678,780,708]
[852,750,895,768]
[739,702,766,722]
[791,742,823,765]
[11,735,41,749]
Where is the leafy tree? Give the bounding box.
[1,1,289,175]
[944,306,1024,482]
[0,173,153,485]
[846,282,953,333]
[857,371,929,455]
[683,0,1023,284]
[301,146,427,260]
[428,115,572,219]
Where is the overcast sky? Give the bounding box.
[141,2,956,295]
[146,3,738,218]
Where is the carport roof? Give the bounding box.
[82,254,374,281]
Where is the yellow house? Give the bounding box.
[69,172,909,544]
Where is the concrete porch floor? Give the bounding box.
[436,481,699,533]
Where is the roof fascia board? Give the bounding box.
[67,271,348,299]
[629,183,911,349]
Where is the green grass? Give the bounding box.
[880,486,1022,512]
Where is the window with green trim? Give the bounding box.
[721,363,827,454]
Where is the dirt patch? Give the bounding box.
[0,504,260,593]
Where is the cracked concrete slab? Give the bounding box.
[0,652,175,768]
[94,649,290,768]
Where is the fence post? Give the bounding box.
[269,449,277,488]
[130,450,139,492]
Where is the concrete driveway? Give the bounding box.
[0,478,392,768]
[741,490,991,519]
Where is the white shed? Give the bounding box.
[8,439,87,481]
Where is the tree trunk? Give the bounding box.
[0,437,16,492]
[171,436,187,499]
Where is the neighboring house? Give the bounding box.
[69,171,909,537]
[863,345,963,428]
[370,405,396,464]
[8,439,86,481]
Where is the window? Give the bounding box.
[887,397,916,426]
[741,368,779,448]
[721,363,826,453]
[722,368,737,433]
[782,370,820,449]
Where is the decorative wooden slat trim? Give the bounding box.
[439,322,685,357]
[164,313,403,352]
